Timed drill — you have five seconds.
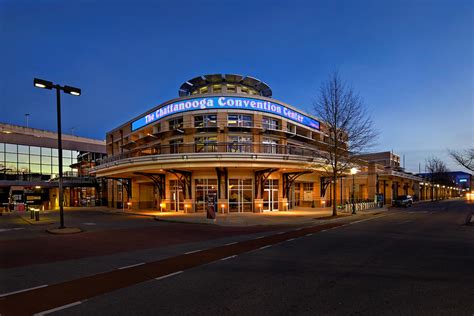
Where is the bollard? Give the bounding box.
[30,210,34,219]
[35,210,40,221]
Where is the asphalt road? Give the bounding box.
[58,200,474,316]
[1,199,473,315]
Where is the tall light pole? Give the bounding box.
[25,113,30,128]
[350,167,358,214]
[34,78,81,229]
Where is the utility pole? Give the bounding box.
[25,113,30,128]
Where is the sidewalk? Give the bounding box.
[108,206,387,227]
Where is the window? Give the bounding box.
[30,155,41,164]
[212,85,222,93]
[0,143,4,152]
[169,117,183,130]
[169,139,183,154]
[241,86,249,94]
[6,153,17,163]
[226,84,236,93]
[195,179,218,212]
[18,154,29,164]
[30,146,41,155]
[41,147,52,156]
[194,115,217,128]
[18,145,29,154]
[228,114,252,127]
[262,138,278,154]
[195,137,217,152]
[5,144,17,153]
[303,183,313,191]
[263,117,279,130]
[228,136,252,152]
[287,123,296,133]
[199,86,208,94]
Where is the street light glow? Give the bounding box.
[350,167,358,175]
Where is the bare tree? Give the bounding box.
[313,71,377,216]
[425,156,453,200]
[448,148,474,172]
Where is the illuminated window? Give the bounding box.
[241,86,249,94]
[212,85,222,93]
[192,90,198,95]
[227,84,236,93]
[263,138,278,154]
[199,86,208,94]
[169,117,183,130]
[228,114,252,127]
[194,115,217,128]
[263,117,279,130]
[195,137,217,152]
[169,139,183,154]
[228,136,253,152]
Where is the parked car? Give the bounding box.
[392,195,413,207]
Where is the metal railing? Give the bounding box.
[98,142,324,166]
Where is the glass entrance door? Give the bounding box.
[229,179,253,212]
[169,180,184,212]
[263,179,279,211]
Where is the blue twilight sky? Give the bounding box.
[0,0,472,173]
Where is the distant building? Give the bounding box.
[0,123,107,210]
[417,170,472,194]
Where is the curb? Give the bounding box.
[46,227,83,234]
[17,214,55,226]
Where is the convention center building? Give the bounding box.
[93,74,449,213]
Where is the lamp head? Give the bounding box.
[63,85,81,96]
[33,78,53,90]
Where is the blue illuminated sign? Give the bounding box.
[131,96,320,131]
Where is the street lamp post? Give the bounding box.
[34,78,81,229]
[350,167,358,214]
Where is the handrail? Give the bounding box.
[97,142,324,166]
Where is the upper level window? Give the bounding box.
[262,117,279,130]
[169,139,183,154]
[212,85,222,93]
[241,86,249,94]
[262,138,278,154]
[228,136,252,153]
[286,123,296,133]
[194,115,217,128]
[169,117,183,130]
[195,137,217,152]
[228,114,252,127]
[199,86,208,94]
[226,84,236,93]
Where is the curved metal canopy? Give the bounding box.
[179,74,272,97]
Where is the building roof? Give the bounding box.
[178,74,272,97]
[0,123,106,154]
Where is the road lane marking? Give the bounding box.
[277,231,285,234]
[82,222,96,226]
[155,271,183,281]
[0,284,48,298]
[117,262,145,270]
[34,301,81,315]
[255,235,267,239]
[349,215,385,225]
[259,245,272,250]
[286,238,296,242]
[220,255,237,261]
[306,233,313,237]
[0,227,25,233]
[185,249,203,254]
[225,241,238,245]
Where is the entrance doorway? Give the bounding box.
[263,179,279,211]
[169,180,184,212]
[229,179,253,212]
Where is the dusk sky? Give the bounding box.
[1,0,472,173]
